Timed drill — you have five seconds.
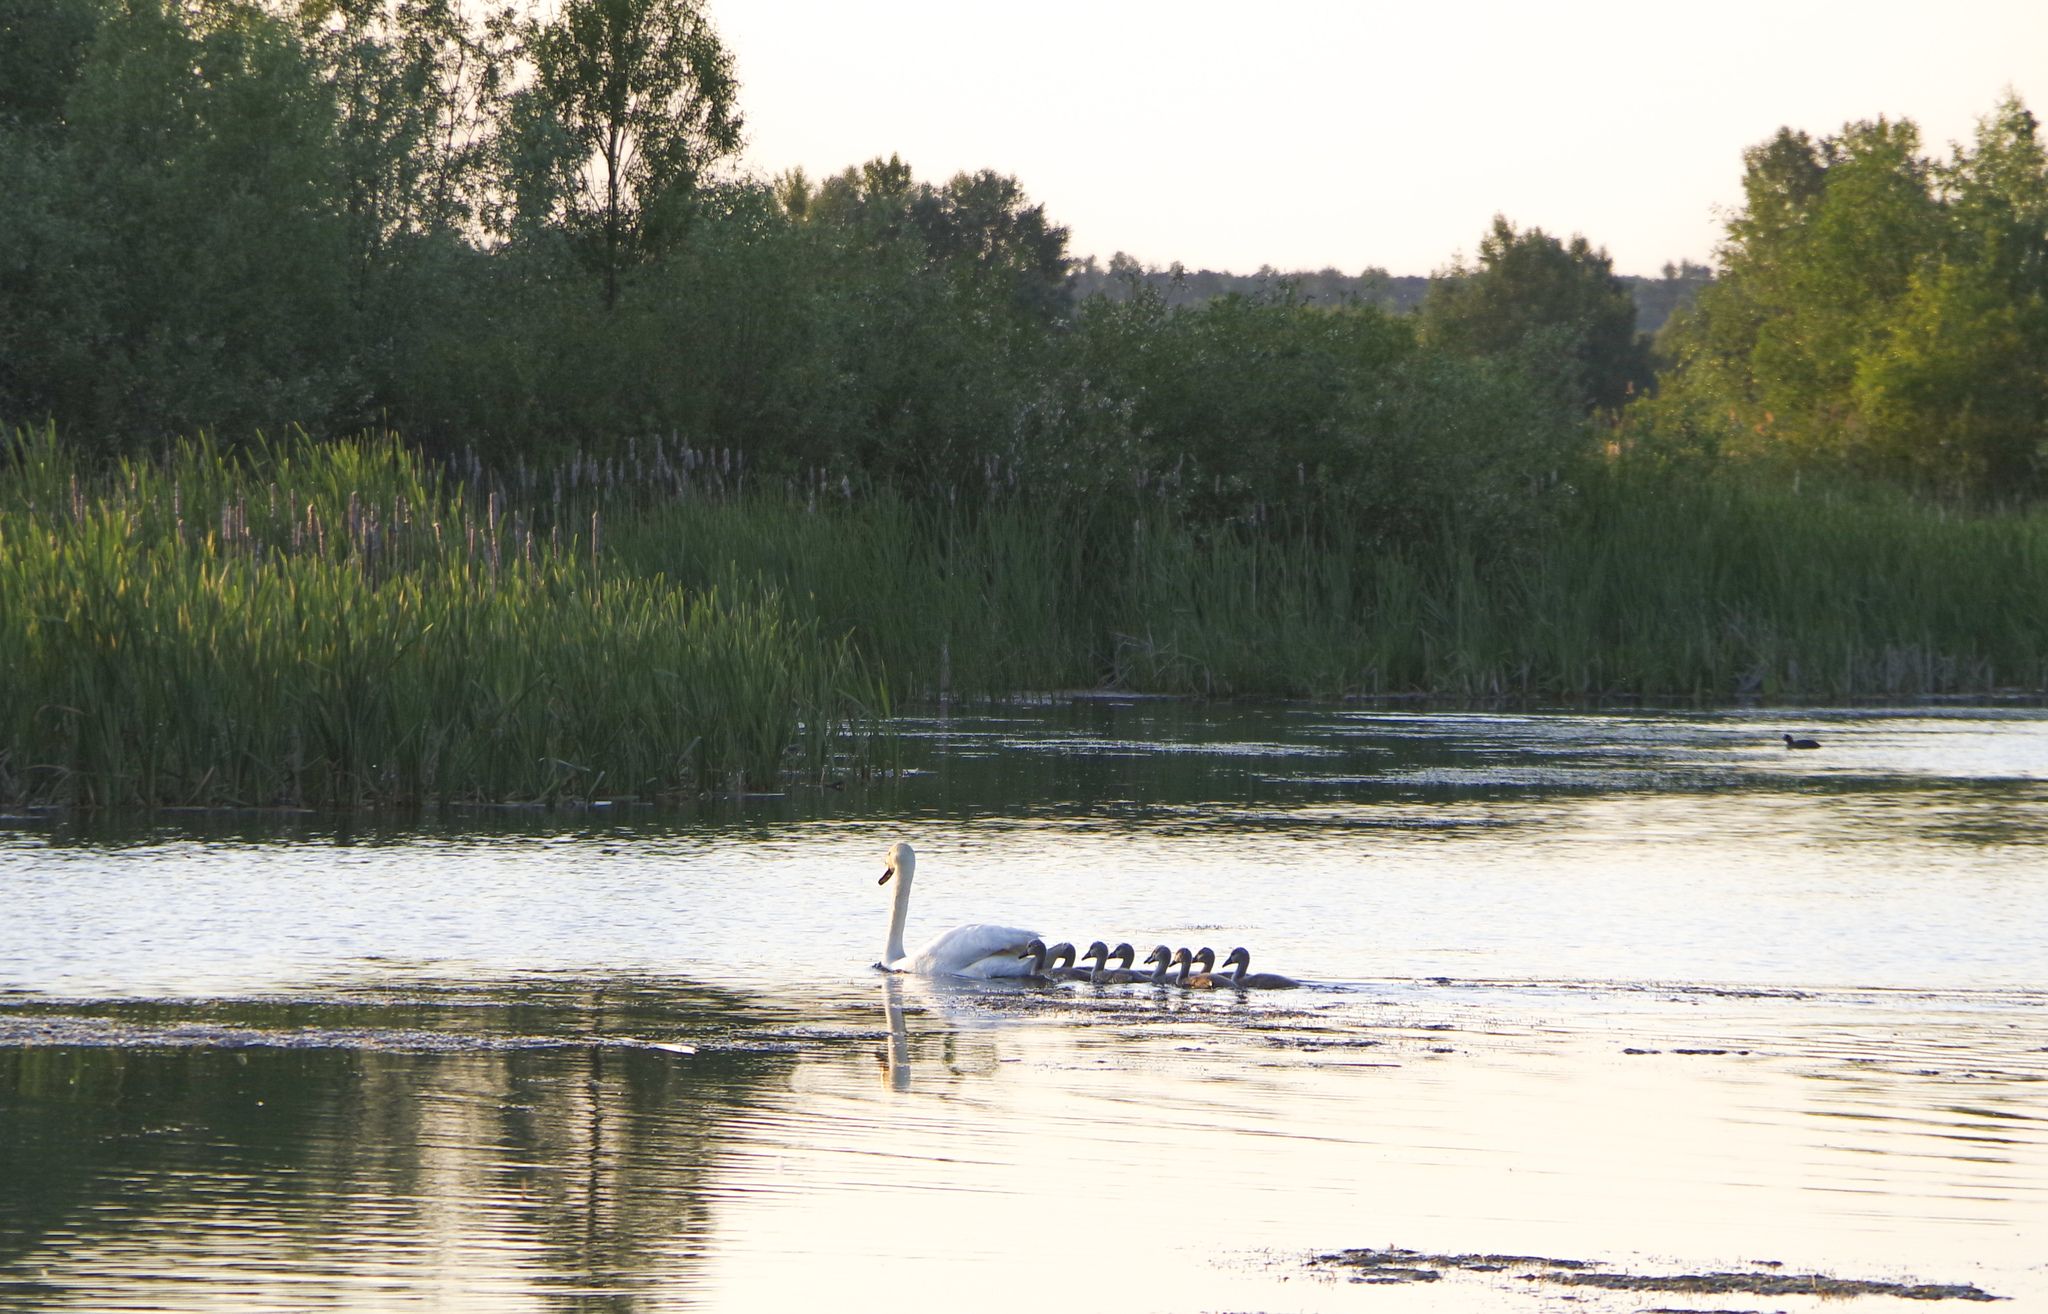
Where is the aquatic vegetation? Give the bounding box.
[6,427,2047,807]
[0,429,888,806]
[1310,1249,2002,1300]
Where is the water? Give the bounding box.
[3,703,2045,1311]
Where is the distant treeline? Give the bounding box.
[10,0,2039,504]
[1067,258,1714,336]
[0,0,1601,547]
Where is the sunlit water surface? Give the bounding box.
[3,704,2045,1311]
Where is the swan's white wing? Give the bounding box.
[899,923,1039,978]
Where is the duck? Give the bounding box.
[875,842,1039,978]
[1783,734,1821,749]
[1216,946,1300,989]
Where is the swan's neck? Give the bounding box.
[884,863,913,965]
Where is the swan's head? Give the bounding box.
[1083,940,1111,964]
[879,841,915,886]
[1018,938,1049,970]
[1194,947,1215,972]
[1111,942,1136,969]
[1170,947,1192,968]
[1144,945,1172,967]
[1222,946,1251,971]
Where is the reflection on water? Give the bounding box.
[1,705,2045,1309]
[0,984,799,1310]
[3,979,2040,1311]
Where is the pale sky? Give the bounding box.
[715,0,2048,277]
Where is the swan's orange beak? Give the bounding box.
[878,867,893,886]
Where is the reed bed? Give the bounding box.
[595,468,2048,703]
[0,430,885,807]
[6,428,2045,808]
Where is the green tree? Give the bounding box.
[907,168,1071,319]
[1420,215,1652,412]
[519,0,741,306]
[4,0,361,443]
[0,0,99,132]
[1646,97,2048,496]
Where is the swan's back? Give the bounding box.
[903,922,1041,977]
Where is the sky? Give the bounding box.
[713,0,2048,278]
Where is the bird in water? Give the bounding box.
[874,841,1039,978]
[1137,944,1175,986]
[1784,734,1821,749]
[1043,941,1086,980]
[1016,940,1091,980]
[1216,946,1300,990]
[1015,939,1060,982]
[1090,942,1151,984]
[1172,946,1230,989]
[1074,940,1114,982]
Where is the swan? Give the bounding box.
[1137,944,1175,986]
[1174,946,1227,989]
[1016,939,1068,983]
[1217,946,1300,990]
[1090,942,1149,984]
[1020,940,1084,980]
[1783,734,1820,749]
[876,842,1039,978]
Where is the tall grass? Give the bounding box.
[6,430,2045,808]
[0,429,886,806]
[598,465,2048,702]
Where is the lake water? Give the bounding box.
[3,703,2045,1311]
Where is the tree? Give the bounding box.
[907,168,1071,318]
[1645,97,2048,497]
[520,0,740,306]
[3,0,361,443]
[1420,216,1652,412]
[301,0,518,255]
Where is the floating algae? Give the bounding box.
[1310,1249,2003,1301]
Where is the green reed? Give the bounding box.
[6,429,2044,808]
[590,456,2048,702]
[0,428,886,806]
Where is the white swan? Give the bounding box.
[876,841,1040,978]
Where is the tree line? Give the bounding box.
[1067,258,1712,337]
[4,0,2044,519]
[1637,97,2048,500]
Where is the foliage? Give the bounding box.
[518,0,741,305]
[1642,96,2048,498]
[0,0,1595,557]
[1057,282,1583,545]
[10,428,2046,810]
[1420,215,1655,412]
[0,428,884,806]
